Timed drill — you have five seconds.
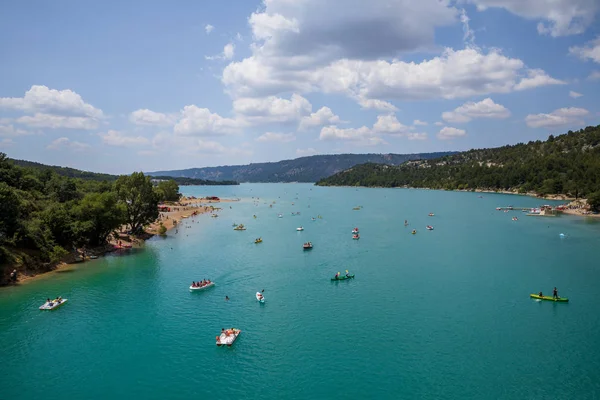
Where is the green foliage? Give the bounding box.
[0,182,21,242]
[317,125,600,198]
[588,192,600,212]
[158,223,167,235]
[49,246,69,264]
[115,172,159,234]
[72,192,125,246]
[155,180,180,202]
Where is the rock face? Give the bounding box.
[147,152,455,183]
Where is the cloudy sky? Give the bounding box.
[1,0,599,174]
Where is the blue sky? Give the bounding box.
[0,0,599,174]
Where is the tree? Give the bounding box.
[158,223,167,235]
[0,182,20,243]
[155,180,180,202]
[72,192,125,246]
[115,172,159,234]
[588,191,600,212]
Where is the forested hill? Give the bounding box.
[316,125,600,198]
[9,159,238,185]
[147,152,455,183]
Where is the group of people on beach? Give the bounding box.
[191,280,212,288]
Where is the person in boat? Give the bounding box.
[225,296,229,301]
[335,272,340,280]
[346,271,350,277]
[553,287,559,299]
[539,291,543,297]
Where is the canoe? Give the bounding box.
[530,294,568,302]
[331,275,355,281]
[255,239,263,244]
[216,329,241,347]
[256,292,265,303]
[39,299,68,310]
[190,282,215,291]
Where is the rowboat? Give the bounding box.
[39,298,68,310]
[190,282,215,291]
[216,329,241,347]
[530,294,568,302]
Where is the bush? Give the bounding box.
[158,223,167,236]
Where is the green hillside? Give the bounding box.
[317,125,600,199]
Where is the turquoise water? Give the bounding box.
[2,184,600,399]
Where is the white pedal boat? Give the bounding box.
[190,282,215,291]
[39,299,68,310]
[256,292,265,303]
[216,329,241,347]
[296,227,304,231]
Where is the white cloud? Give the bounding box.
[186,139,253,157]
[514,69,565,91]
[16,113,99,129]
[0,85,103,118]
[434,121,444,126]
[372,114,410,135]
[0,138,14,148]
[442,98,510,123]
[413,119,428,126]
[0,124,29,137]
[438,126,466,140]
[320,125,372,141]
[589,71,600,81]
[233,94,311,124]
[355,97,398,112]
[236,33,243,41]
[174,105,241,136]
[525,107,589,128]
[47,137,91,151]
[205,24,214,34]
[299,106,342,130]
[407,133,428,140]
[100,130,150,147]
[569,37,600,63]
[130,109,176,126]
[462,0,600,37]
[224,47,563,103]
[255,132,296,142]
[569,91,583,98]
[223,43,235,60]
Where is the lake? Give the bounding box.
[1,184,600,399]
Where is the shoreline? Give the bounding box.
[3,197,236,287]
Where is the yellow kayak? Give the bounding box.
[530,294,568,302]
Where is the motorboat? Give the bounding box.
[426,226,434,230]
[216,328,242,347]
[303,242,313,250]
[297,227,304,231]
[39,298,67,310]
[256,292,265,303]
[190,282,215,291]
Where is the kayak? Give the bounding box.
[39,299,68,310]
[530,294,568,302]
[190,282,215,291]
[331,275,355,281]
[256,292,265,303]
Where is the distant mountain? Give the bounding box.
[316,125,600,199]
[147,153,456,183]
[9,159,238,185]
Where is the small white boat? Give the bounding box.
[190,282,215,291]
[216,329,241,347]
[256,292,265,303]
[297,227,304,231]
[39,299,68,310]
[426,225,434,230]
[278,214,283,218]
[351,228,359,234]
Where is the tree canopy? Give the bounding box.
[116,172,159,234]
